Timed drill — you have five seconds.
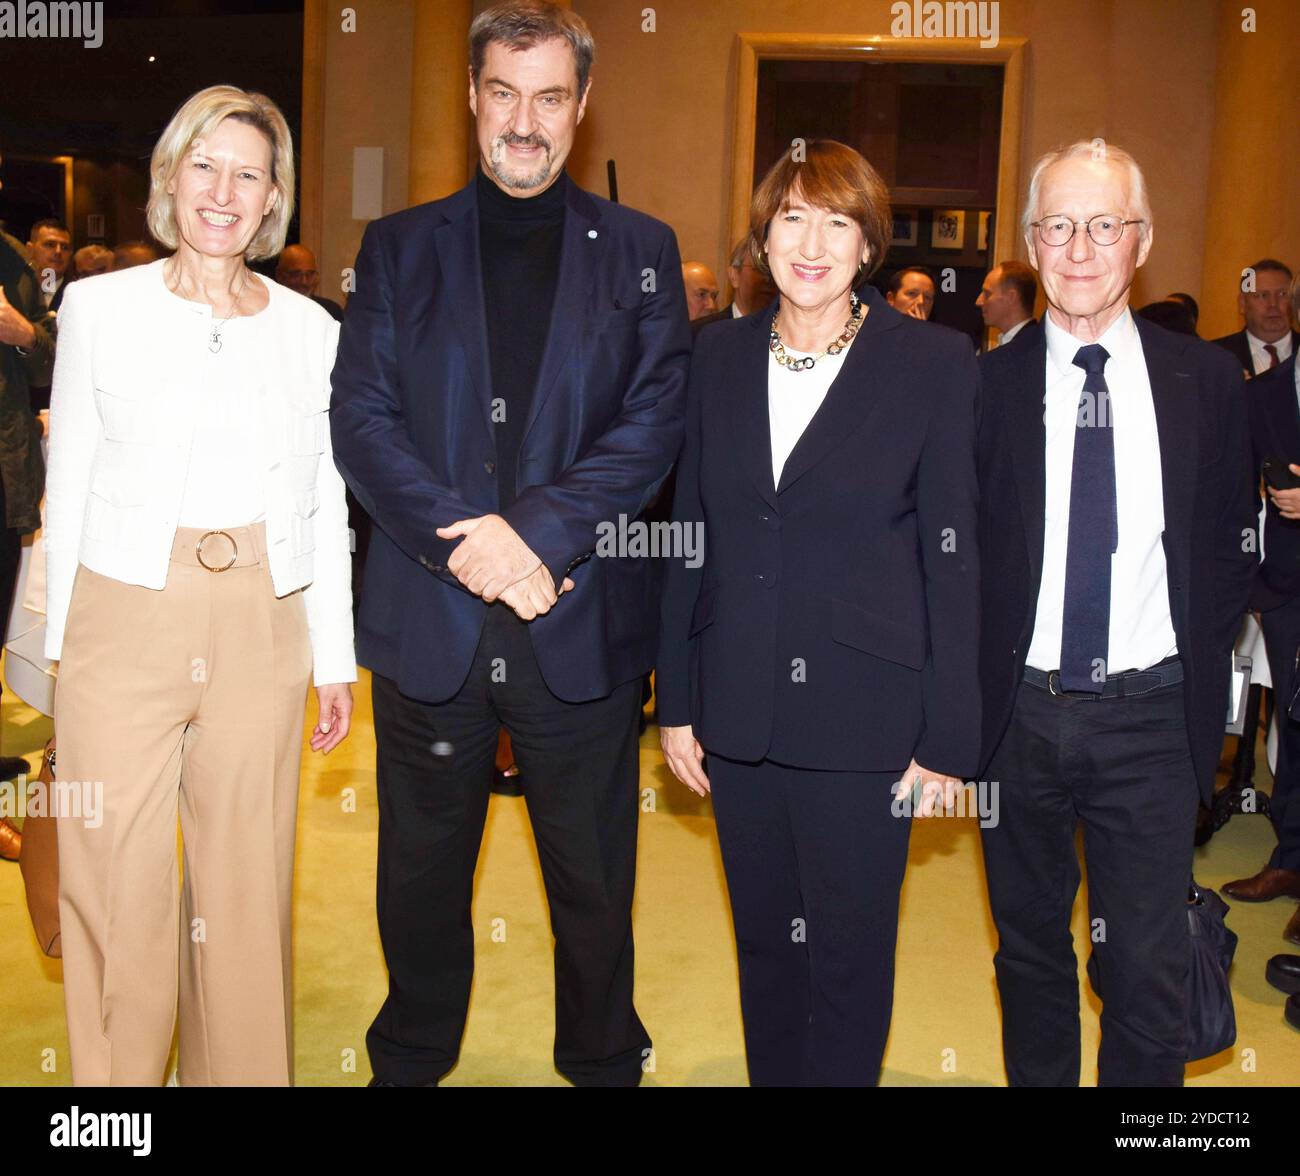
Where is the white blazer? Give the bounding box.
[44,259,357,686]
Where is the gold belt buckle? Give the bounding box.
[195,529,238,572]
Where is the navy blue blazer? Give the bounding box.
[1247,354,1300,611]
[656,286,982,778]
[329,173,691,703]
[976,316,1257,804]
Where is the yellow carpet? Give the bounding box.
[2,662,1297,1086]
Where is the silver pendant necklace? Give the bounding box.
[206,269,248,353]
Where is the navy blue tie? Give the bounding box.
[1059,343,1117,693]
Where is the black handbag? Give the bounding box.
[1183,879,1238,1061]
[1085,879,1237,1062]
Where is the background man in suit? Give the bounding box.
[329,0,689,1087]
[681,260,720,321]
[885,265,936,320]
[26,218,71,314]
[1212,258,1297,377]
[976,141,1256,1086]
[692,237,778,332]
[976,259,1037,347]
[1233,272,1300,943]
[275,243,344,322]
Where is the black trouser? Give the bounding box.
[1260,602,1300,871]
[365,603,650,1086]
[708,755,913,1086]
[981,675,1198,1087]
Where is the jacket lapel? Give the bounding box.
[772,284,904,496]
[432,186,494,437]
[1135,316,1198,588]
[734,301,779,510]
[1007,320,1048,584]
[520,176,605,448]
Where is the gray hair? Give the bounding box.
[1021,139,1153,243]
[470,1,595,95]
[728,238,750,271]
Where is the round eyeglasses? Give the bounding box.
[1030,214,1145,247]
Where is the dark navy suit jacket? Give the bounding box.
[329,173,691,703]
[977,316,1257,804]
[1247,354,1300,611]
[656,287,982,778]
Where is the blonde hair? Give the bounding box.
[146,84,295,262]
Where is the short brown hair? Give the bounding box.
[470,1,595,95]
[996,259,1038,314]
[747,140,891,283]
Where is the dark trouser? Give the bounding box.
[1260,602,1300,871]
[981,676,1198,1087]
[708,755,913,1086]
[365,603,650,1086]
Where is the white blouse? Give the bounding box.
[176,306,270,529]
[767,345,848,486]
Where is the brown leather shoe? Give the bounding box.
[1286,907,1300,949]
[1222,867,1300,902]
[0,816,21,863]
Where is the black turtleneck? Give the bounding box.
[476,165,567,510]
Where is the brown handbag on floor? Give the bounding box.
[18,737,60,957]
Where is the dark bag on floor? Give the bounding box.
[18,738,60,958]
[1183,880,1237,1061]
[1085,878,1237,1063]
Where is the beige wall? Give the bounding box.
[1199,0,1300,340]
[567,0,1219,312]
[308,0,1298,329]
[316,0,416,306]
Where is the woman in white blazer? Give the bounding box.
[44,85,356,1086]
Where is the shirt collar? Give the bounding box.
[1044,304,1136,379]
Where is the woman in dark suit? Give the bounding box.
[656,140,981,1086]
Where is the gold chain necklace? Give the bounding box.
[770,291,863,371]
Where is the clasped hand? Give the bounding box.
[436,514,574,621]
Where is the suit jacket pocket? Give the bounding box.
[688,584,719,636]
[829,597,926,670]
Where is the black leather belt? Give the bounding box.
[1023,655,1183,700]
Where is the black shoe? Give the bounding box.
[1287,993,1300,1032]
[1266,954,1300,995]
[491,767,524,796]
[0,755,32,782]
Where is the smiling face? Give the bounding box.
[764,189,869,317]
[1027,155,1151,339]
[469,37,588,196]
[166,116,277,261]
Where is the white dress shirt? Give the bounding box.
[1025,307,1178,674]
[176,309,269,528]
[732,301,745,319]
[1247,329,1293,374]
[768,345,847,485]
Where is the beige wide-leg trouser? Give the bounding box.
[54,521,312,1086]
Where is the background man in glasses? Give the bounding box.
[1212,258,1297,379]
[975,141,1256,1085]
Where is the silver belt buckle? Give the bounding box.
[1048,670,1063,697]
[195,529,238,572]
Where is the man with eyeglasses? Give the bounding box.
[1212,258,1298,379]
[974,141,1256,1085]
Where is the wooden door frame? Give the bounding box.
[730,33,1028,269]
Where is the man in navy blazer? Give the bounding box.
[329,2,689,1086]
[1232,346,1300,942]
[976,142,1256,1086]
